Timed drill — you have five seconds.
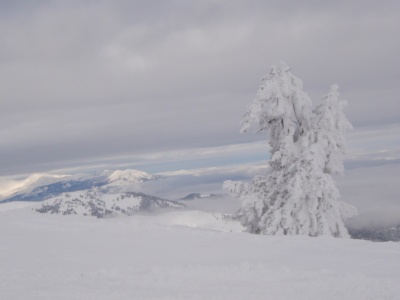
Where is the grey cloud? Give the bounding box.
[0,0,399,176]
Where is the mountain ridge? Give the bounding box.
[0,169,158,203]
[36,189,185,217]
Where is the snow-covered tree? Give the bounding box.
[240,62,313,169]
[224,62,356,237]
[314,84,353,175]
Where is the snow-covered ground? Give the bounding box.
[1,203,399,300]
[0,200,36,211]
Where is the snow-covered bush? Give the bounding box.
[225,62,357,237]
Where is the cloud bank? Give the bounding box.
[0,0,399,176]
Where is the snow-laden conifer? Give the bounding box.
[314,84,353,175]
[225,62,356,237]
[241,61,313,169]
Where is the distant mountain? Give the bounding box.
[180,193,223,201]
[0,169,159,203]
[349,225,400,242]
[36,189,185,218]
[105,169,156,183]
[0,173,73,200]
[100,169,159,193]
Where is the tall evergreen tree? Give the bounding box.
[225,62,356,237]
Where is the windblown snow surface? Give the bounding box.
[1,201,399,300]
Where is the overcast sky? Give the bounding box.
[1,0,399,178]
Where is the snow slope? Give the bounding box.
[0,200,36,212]
[0,206,399,300]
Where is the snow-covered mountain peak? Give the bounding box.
[106,169,155,183]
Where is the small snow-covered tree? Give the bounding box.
[224,62,356,237]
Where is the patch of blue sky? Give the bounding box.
[134,152,268,174]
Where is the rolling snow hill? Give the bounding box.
[0,205,399,300]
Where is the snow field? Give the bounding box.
[1,207,399,300]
